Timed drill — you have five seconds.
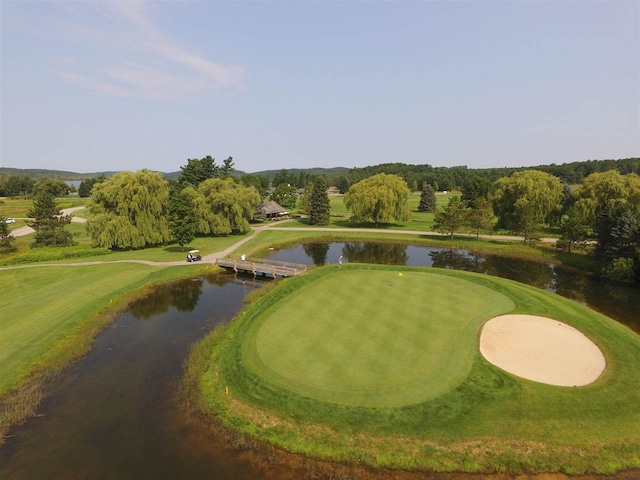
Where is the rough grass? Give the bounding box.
[194,264,640,474]
[0,262,211,444]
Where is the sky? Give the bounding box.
[1,0,639,175]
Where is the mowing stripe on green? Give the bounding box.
[245,270,514,407]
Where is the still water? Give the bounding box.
[1,242,638,479]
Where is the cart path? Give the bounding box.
[7,206,88,238]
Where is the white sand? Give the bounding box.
[479,314,606,387]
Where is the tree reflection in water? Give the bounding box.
[303,242,330,266]
[342,242,409,265]
[128,278,205,318]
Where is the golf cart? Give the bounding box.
[187,250,202,262]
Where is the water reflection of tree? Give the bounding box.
[553,267,590,304]
[342,242,408,265]
[481,255,554,289]
[428,250,484,272]
[129,278,204,318]
[303,242,330,266]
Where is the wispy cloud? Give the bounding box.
[56,0,244,100]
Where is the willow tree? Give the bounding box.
[491,170,562,243]
[194,178,261,235]
[344,173,410,225]
[573,171,640,280]
[87,169,171,249]
[572,171,640,224]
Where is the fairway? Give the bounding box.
[246,270,514,407]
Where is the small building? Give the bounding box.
[255,200,289,220]
[327,186,340,195]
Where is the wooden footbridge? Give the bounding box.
[216,256,307,278]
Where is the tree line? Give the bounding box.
[2,157,638,283]
[344,170,640,284]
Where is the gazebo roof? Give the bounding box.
[261,200,288,215]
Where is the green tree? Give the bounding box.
[270,183,297,210]
[572,171,640,280]
[299,182,314,215]
[194,178,261,235]
[179,156,220,187]
[240,174,268,197]
[3,175,35,198]
[87,169,171,249]
[36,178,70,197]
[461,176,492,208]
[491,170,562,243]
[272,169,296,188]
[0,217,16,253]
[417,183,436,213]
[556,207,590,253]
[344,173,411,225]
[309,177,330,225]
[77,180,93,198]
[573,171,640,225]
[168,186,198,251]
[220,156,235,178]
[78,175,107,198]
[28,191,75,247]
[434,196,468,239]
[467,197,496,239]
[596,205,640,262]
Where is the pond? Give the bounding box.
[1,242,638,479]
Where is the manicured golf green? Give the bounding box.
[203,264,640,474]
[245,270,514,407]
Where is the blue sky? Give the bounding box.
[1,0,638,174]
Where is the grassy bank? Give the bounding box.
[0,262,212,444]
[190,264,640,475]
[2,229,246,265]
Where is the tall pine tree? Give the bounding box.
[28,191,75,247]
[418,184,437,213]
[309,177,330,225]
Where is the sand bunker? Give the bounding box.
[479,314,606,387]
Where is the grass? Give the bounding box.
[192,264,640,474]
[245,270,514,407]
[0,196,86,218]
[1,222,249,265]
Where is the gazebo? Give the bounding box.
[256,200,289,220]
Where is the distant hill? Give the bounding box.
[0,168,120,180]
[251,167,350,179]
[0,168,246,181]
[2,159,638,186]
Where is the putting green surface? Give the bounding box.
[245,270,514,407]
